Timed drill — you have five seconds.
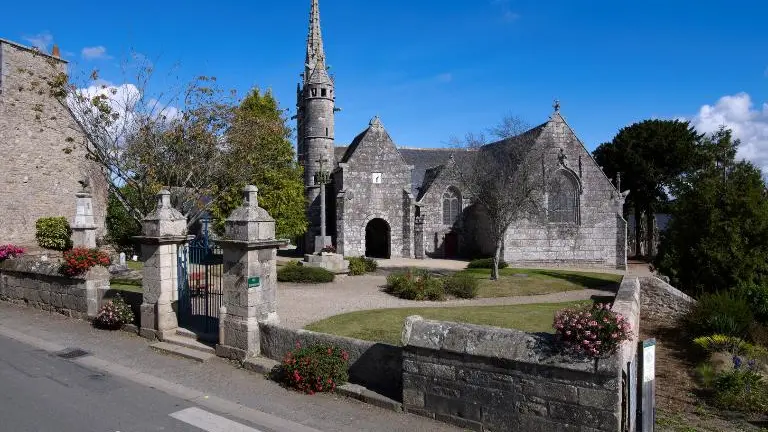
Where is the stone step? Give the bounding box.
[150,342,215,363]
[175,327,197,339]
[161,334,216,354]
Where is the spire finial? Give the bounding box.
[305,0,325,76]
[553,99,560,113]
[369,115,383,128]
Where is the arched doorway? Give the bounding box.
[365,218,390,258]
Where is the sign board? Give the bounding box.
[247,276,261,288]
[639,338,656,432]
[643,340,656,383]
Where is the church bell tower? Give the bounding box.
[296,0,336,252]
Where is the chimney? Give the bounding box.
[51,44,60,57]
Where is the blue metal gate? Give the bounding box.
[177,219,223,336]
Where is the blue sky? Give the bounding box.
[2,0,767,165]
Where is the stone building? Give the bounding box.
[0,39,107,247]
[296,1,627,268]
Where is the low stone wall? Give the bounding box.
[400,275,642,432]
[0,258,110,319]
[258,323,402,400]
[639,276,695,320]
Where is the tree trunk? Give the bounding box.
[491,238,503,281]
[634,206,642,258]
[646,209,655,258]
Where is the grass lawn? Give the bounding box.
[305,300,591,345]
[461,268,622,298]
[126,260,143,271]
[109,283,142,293]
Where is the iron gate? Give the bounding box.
[177,220,223,335]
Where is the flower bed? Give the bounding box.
[61,247,111,277]
[0,244,24,261]
[278,342,349,394]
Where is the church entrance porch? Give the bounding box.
[365,218,391,258]
[443,231,458,258]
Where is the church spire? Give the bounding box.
[305,0,325,80]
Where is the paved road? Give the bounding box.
[0,302,461,432]
[0,334,277,432]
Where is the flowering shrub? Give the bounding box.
[94,294,134,329]
[279,342,349,394]
[710,355,768,412]
[553,303,632,358]
[60,247,111,276]
[0,244,24,261]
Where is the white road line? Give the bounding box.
[170,407,264,432]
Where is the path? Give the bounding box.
[277,274,617,329]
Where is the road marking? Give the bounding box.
[170,407,264,432]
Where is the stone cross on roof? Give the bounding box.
[553,99,561,113]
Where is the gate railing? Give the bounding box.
[176,219,223,336]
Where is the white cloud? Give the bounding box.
[490,0,520,23]
[23,31,53,50]
[81,46,110,60]
[691,92,768,173]
[436,73,453,83]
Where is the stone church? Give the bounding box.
[296,0,627,269]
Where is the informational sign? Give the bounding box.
[247,276,261,288]
[643,340,656,382]
[639,338,656,432]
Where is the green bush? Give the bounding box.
[712,361,768,413]
[279,343,349,394]
[277,263,334,283]
[385,268,445,301]
[444,273,479,299]
[35,217,72,251]
[467,257,508,269]
[685,291,753,338]
[737,281,768,324]
[347,256,378,276]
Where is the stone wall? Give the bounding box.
[258,322,403,400]
[0,39,108,247]
[504,114,627,269]
[401,275,641,432]
[639,276,695,320]
[0,257,110,319]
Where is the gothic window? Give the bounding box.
[442,187,461,225]
[311,88,317,97]
[548,171,579,224]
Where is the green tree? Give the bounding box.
[655,127,768,294]
[593,119,704,257]
[210,89,307,239]
[105,184,148,253]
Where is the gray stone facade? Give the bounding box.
[295,2,627,268]
[0,39,107,247]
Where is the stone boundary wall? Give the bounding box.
[639,276,695,320]
[400,275,642,432]
[258,323,403,400]
[0,257,110,319]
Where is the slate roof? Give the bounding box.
[332,120,549,200]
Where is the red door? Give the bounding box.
[444,232,458,258]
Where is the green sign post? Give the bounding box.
[247,276,261,288]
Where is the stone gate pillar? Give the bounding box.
[216,185,287,360]
[414,215,425,259]
[135,190,187,340]
[72,191,97,248]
